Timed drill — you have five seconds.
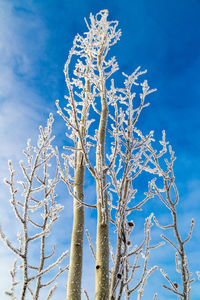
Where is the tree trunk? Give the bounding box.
[66,81,90,300]
[66,158,84,300]
[95,58,109,299]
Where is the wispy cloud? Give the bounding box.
[0,1,53,297]
[0,1,49,162]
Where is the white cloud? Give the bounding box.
[0,1,52,298]
[0,1,49,163]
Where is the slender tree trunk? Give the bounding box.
[95,56,109,299]
[66,81,90,300]
[66,158,84,300]
[34,162,48,300]
[109,234,123,300]
[109,178,129,300]
[95,179,109,300]
[34,222,46,299]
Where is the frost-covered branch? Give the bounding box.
[86,229,96,260]
[4,260,19,300]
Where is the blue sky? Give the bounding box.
[0,0,200,299]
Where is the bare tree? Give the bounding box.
[0,114,68,300]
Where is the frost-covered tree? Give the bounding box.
[56,10,195,300]
[0,115,68,299]
[0,9,196,300]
